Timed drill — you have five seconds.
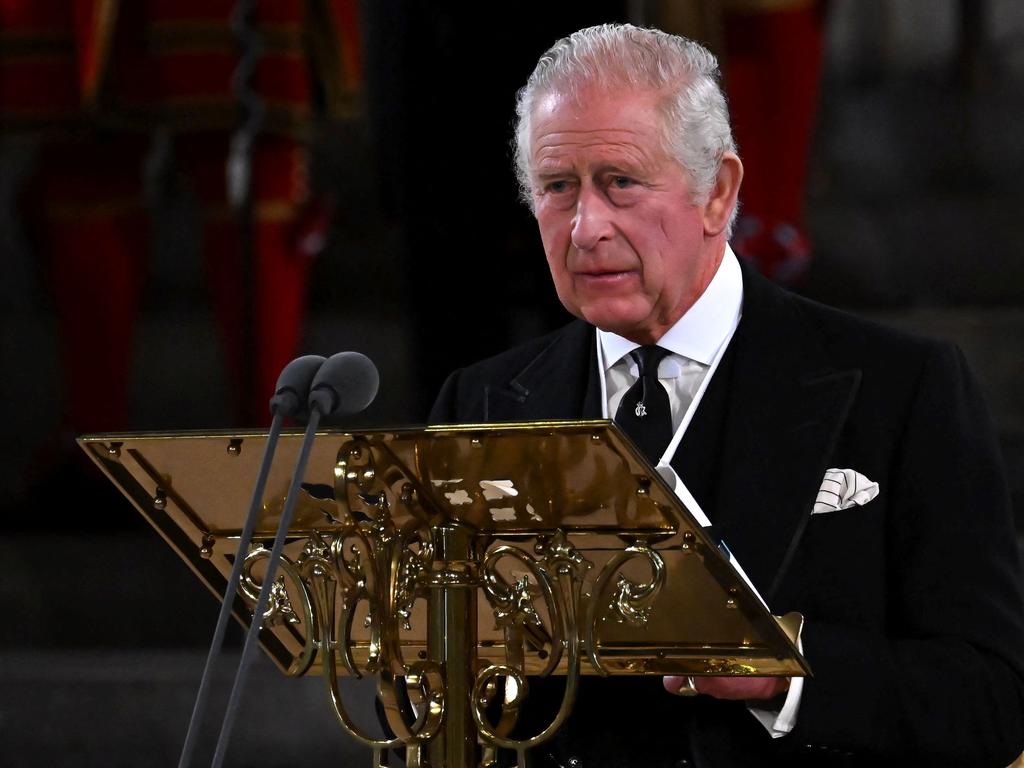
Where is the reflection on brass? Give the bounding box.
[473,530,592,765]
[199,534,215,559]
[584,542,666,676]
[703,659,759,675]
[239,546,316,677]
[482,545,563,678]
[78,421,809,767]
[636,475,651,495]
[240,549,300,627]
[776,611,804,648]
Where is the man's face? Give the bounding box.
[530,88,722,344]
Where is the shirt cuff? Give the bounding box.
[748,631,804,737]
[658,461,805,737]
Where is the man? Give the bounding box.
[430,24,1024,767]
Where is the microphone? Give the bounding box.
[269,354,327,420]
[308,351,379,418]
[180,354,327,768]
[210,352,379,768]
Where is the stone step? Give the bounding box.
[0,650,380,767]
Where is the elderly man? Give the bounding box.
[430,24,1024,767]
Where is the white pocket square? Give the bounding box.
[812,468,879,515]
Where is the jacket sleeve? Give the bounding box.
[790,342,1024,766]
[429,365,493,424]
[428,368,463,424]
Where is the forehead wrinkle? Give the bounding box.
[532,138,654,176]
[532,126,655,154]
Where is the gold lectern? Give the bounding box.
[80,420,808,768]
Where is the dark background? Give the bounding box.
[1,1,1023,764]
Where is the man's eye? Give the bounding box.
[546,180,570,193]
[611,176,634,189]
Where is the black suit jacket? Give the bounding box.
[430,265,1024,767]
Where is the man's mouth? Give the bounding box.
[577,269,636,286]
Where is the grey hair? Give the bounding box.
[514,24,738,231]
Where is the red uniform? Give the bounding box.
[723,0,826,284]
[2,0,362,428]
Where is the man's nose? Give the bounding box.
[570,189,614,250]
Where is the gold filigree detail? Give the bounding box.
[535,529,591,579]
[584,543,666,675]
[474,532,592,762]
[496,574,543,630]
[482,545,561,676]
[303,439,444,749]
[703,659,759,675]
[264,578,299,627]
[239,546,316,676]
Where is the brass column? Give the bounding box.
[427,522,479,768]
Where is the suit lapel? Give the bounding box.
[485,320,602,421]
[709,267,861,602]
[484,274,860,604]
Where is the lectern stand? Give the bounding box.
[80,420,808,767]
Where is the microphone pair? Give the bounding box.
[270,351,379,421]
[180,350,379,768]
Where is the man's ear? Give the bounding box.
[703,153,743,237]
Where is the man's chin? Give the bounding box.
[581,308,659,344]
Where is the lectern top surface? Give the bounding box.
[82,421,683,536]
[78,421,808,680]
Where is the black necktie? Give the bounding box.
[615,345,672,464]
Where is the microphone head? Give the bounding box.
[308,351,379,418]
[269,355,326,419]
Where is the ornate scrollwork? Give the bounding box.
[535,528,591,579]
[473,530,592,764]
[583,542,666,675]
[482,545,561,676]
[305,438,444,751]
[240,546,317,677]
[236,439,680,763]
[264,579,299,626]
[239,560,299,628]
[395,532,433,632]
[238,434,445,754]
[496,574,543,630]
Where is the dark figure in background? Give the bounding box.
[0,0,362,438]
[647,0,827,285]
[722,0,825,284]
[431,24,1024,767]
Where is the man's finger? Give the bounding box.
[663,675,789,700]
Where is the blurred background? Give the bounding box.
[1,0,1022,764]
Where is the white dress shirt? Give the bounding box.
[597,245,743,444]
[596,246,802,737]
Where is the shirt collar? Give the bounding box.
[598,245,744,369]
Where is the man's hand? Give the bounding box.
[664,675,790,701]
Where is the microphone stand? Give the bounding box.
[178,412,284,768]
[210,404,325,768]
[179,354,324,768]
[180,350,376,765]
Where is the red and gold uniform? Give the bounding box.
[1,0,362,427]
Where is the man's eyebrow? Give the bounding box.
[533,167,576,179]
[594,162,639,175]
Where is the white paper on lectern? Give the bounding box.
[655,462,768,611]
